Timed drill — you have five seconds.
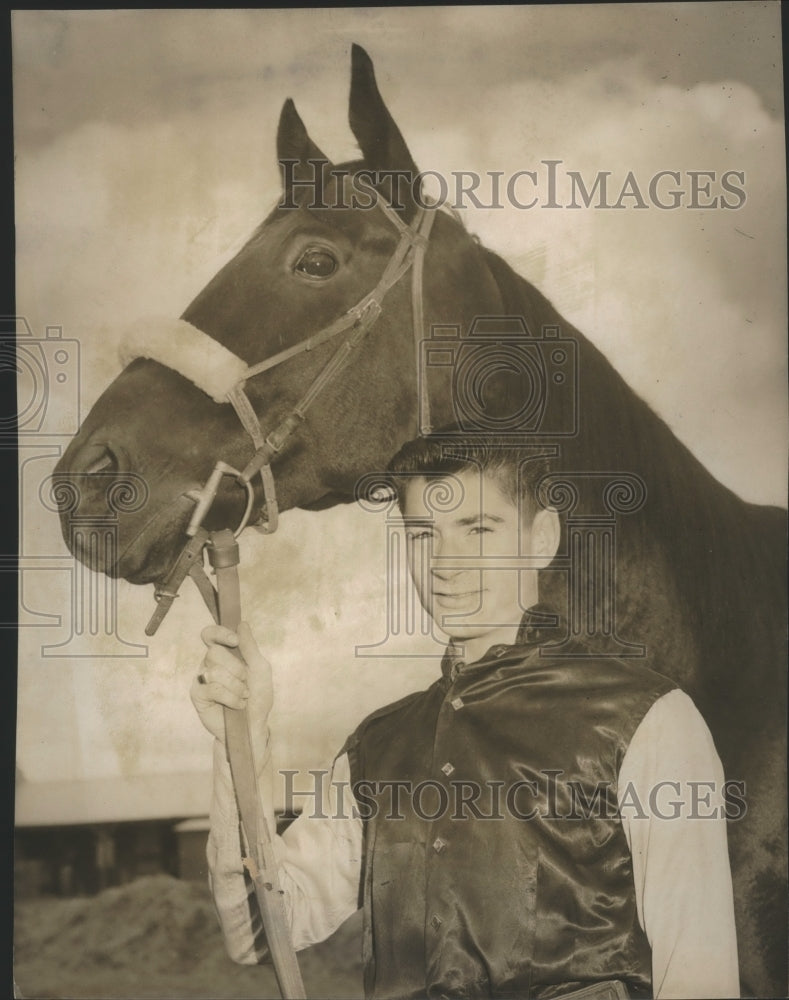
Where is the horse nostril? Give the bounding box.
[69,442,127,477]
[85,452,114,475]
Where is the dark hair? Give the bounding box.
[386,433,553,522]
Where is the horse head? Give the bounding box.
[53,45,503,585]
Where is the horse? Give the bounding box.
[52,44,786,996]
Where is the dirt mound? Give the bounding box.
[14,875,363,998]
[16,876,219,975]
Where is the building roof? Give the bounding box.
[173,817,211,833]
[15,771,213,827]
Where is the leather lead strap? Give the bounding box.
[145,528,212,636]
[207,530,306,1000]
[411,206,436,434]
[140,195,442,993]
[187,562,219,622]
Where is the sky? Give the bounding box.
[13,6,787,802]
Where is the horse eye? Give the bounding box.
[294,248,338,279]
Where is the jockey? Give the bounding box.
[191,433,738,1000]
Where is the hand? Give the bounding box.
[190,622,274,751]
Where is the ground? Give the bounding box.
[14,875,364,999]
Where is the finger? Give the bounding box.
[191,674,249,711]
[237,622,266,669]
[196,665,249,700]
[200,624,239,649]
[237,623,273,720]
[204,643,249,680]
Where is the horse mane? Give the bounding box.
[479,245,786,657]
[480,245,746,512]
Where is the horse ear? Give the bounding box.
[277,98,333,203]
[349,43,419,215]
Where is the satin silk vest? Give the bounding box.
[343,627,676,1000]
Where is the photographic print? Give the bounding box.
[12,6,787,999]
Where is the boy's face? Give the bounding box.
[403,469,544,652]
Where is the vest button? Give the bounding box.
[430,914,443,930]
[441,762,455,776]
[433,837,447,853]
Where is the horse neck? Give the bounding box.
[452,246,754,528]
[473,250,789,659]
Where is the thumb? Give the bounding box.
[236,622,273,718]
[237,621,265,668]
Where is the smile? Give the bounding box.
[433,590,483,607]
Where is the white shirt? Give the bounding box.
[207,688,739,998]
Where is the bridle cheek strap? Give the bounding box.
[230,197,437,517]
[118,197,437,540]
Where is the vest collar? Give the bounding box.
[441,603,562,680]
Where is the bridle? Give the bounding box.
[121,189,440,634]
[194,193,437,538]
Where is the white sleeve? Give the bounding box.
[618,688,739,999]
[206,741,362,962]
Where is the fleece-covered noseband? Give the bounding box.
[119,317,249,404]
